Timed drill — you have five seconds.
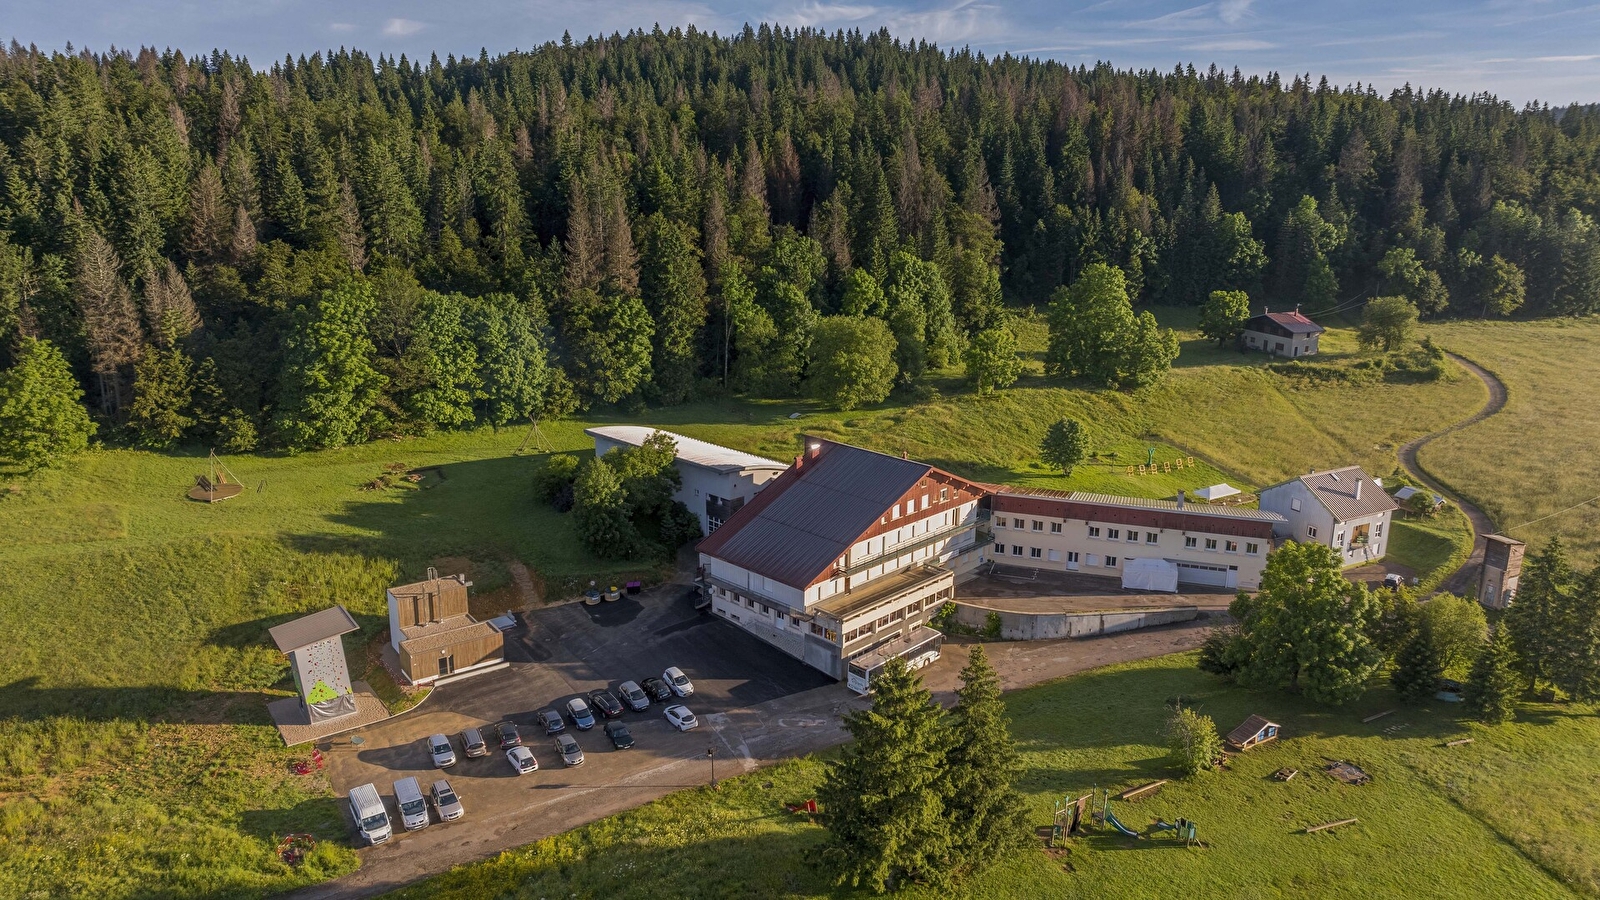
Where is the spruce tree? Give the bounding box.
[0,337,96,470]
[1505,537,1575,691]
[1550,567,1600,704]
[1391,622,1445,703]
[1464,626,1520,725]
[944,646,1029,876]
[818,658,954,893]
[640,214,709,405]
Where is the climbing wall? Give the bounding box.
[290,636,358,722]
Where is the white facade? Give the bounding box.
[587,427,787,535]
[1258,472,1395,568]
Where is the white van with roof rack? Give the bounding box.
[348,783,391,845]
[394,776,430,831]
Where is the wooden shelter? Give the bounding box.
[1226,714,1281,751]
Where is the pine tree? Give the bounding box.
[1464,626,1520,725]
[402,293,479,429]
[944,646,1028,876]
[1505,537,1575,692]
[640,214,708,405]
[75,229,142,418]
[0,337,96,470]
[1550,566,1600,704]
[465,293,548,427]
[127,316,196,449]
[818,658,954,893]
[1391,622,1445,703]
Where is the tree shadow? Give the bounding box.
[0,676,274,725]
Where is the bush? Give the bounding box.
[1164,706,1224,776]
[658,501,704,550]
[983,611,1003,640]
[535,454,580,505]
[1197,625,1246,676]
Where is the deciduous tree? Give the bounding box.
[1199,290,1251,347]
[963,325,1021,395]
[1040,418,1088,475]
[806,316,898,410]
[1358,296,1419,352]
[273,281,388,451]
[1164,705,1224,776]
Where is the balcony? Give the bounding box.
[833,518,979,579]
[814,563,954,626]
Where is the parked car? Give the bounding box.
[664,704,698,731]
[459,726,489,758]
[428,733,457,768]
[348,783,391,845]
[603,720,635,749]
[394,777,429,831]
[538,707,566,735]
[663,666,694,697]
[506,746,539,775]
[618,680,650,711]
[554,732,585,767]
[1383,573,1405,590]
[566,697,597,730]
[430,778,464,821]
[640,676,672,702]
[588,689,624,719]
[496,721,522,749]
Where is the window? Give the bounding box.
[810,624,824,636]
[995,543,1006,555]
[1012,517,1025,529]
[1048,549,1061,562]
[1205,538,1218,551]
[824,629,837,641]
[995,517,1006,528]
[1290,498,1302,512]
[921,494,929,510]
[877,615,891,628]
[1032,520,1044,531]
[744,596,755,608]
[1334,531,1345,547]
[1225,541,1238,553]
[1376,522,1384,536]
[1030,547,1042,559]
[1126,530,1139,543]
[760,603,770,615]
[1088,526,1101,538]
[1307,525,1319,539]
[1106,556,1118,567]
[1050,522,1062,533]
[940,487,949,502]
[1011,545,1023,556]
[1245,542,1260,555]
[844,628,859,641]
[1108,529,1120,540]
[1185,536,1198,549]
[1066,551,1080,563]
[790,615,801,626]
[891,608,905,622]
[892,503,901,519]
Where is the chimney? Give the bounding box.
[1354,479,1363,500]
[902,450,909,460]
[1177,490,1186,508]
[794,454,803,469]
[807,440,821,459]
[426,565,438,581]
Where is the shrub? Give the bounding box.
[1164,706,1224,776]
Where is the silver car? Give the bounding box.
[428,733,456,768]
[618,680,650,712]
[459,727,489,758]
[554,732,585,767]
[430,779,464,821]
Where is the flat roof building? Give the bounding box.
[586,426,788,535]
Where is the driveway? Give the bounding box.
[296,589,1216,899]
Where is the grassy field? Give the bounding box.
[389,651,1595,900]
[0,312,1496,898]
[1386,506,1476,591]
[1425,318,1600,568]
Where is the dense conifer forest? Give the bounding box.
[1,25,1598,451]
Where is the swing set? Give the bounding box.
[1051,787,1202,848]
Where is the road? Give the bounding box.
[1396,352,1507,595]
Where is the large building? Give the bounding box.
[989,488,1283,591]
[1258,466,1398,568]
[696,438,991,679]
[1240,307,1324,357]
[387,571,505,685]
[586,426,788,534]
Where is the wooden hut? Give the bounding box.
[1226,715,1281,751]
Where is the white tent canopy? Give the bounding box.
[1194,483,1240,501]
[1122,557,1179,593]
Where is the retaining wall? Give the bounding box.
[953,602,1199,641]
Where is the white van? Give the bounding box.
[394,776,430,831]
[348,783,391,845]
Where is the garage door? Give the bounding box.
[1175,562,1231,588]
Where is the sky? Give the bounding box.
[8,1,1600,106]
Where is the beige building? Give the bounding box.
[989,489,1283,591]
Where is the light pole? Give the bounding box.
[707,745,718,789]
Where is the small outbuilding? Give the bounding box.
[1193,483,1240,502]
[1226,714,1281,751]
[268,605,361,723]
[1393,485,1444,510]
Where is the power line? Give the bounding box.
[1504,495,1600,532]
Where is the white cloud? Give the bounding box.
[328,22,356,33]
[777,0,1006,45]
[1216,0,1252,25]
[1532,54,1600,62]
[382,17,426,37]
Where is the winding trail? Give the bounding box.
[1396,352,1507,595]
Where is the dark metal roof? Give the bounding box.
[1246,310,1324,335]
[1227,714,1278,744]
[268,605,360,653]
[697,440,935,589]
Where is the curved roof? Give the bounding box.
[584,426,786,474]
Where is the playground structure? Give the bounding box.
[187,449,244,502]
[1051,788,1200,847]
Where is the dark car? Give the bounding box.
[603,720,635,750]
[617,680,650,712]
[588,689,624,719]
[640,677,672,702]
[496,721,522,749]
[537,707,566,735]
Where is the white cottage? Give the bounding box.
[1258,466,1398,568]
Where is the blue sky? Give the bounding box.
[10,1,1599,105]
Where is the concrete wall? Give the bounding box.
[953,602,1199,641]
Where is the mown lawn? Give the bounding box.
[1387,506,1475,591]
[0,315,1496,898]
[1425,318,1600,568]
[389,652,1592,900]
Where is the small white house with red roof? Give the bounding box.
[1240,306,1324,357]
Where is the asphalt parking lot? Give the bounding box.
[313,584,838,896]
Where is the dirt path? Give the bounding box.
[1397,352,1507,595]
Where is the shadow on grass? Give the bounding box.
[0,676,281,725]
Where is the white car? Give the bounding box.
[428,733,456,768]
[506,746,538,775]
[664,704,699,731]
[663,666,694,697]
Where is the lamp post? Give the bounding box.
[707,745,718,790]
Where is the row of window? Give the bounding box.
[996,531,1260,556]
[1084,526,1162,544]
[883,488,953,524]
[995,544,1085,564]
[1180,535,1260,555]
[995,517,1064,533]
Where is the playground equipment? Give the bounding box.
[1049,794,1092,846]
[1153,817,1201,846]
[187,449,244,502]
[290,748,325,776]
[1103,799,1141,838]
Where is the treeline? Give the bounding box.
[1,27,1599,452]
